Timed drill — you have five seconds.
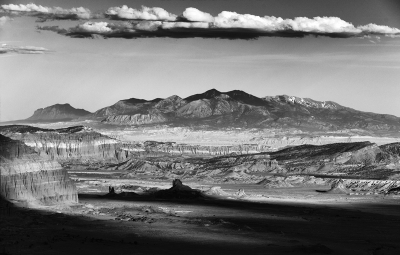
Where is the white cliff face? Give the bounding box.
[0,135,78,205]
[2,127,128,162]
[121,142,272,156]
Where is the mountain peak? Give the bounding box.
[225,90,266,106]
[120,98,148,105]
[184,89,222,101]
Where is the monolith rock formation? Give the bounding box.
[154,179,203,199]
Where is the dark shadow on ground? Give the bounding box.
[1,193,400,255]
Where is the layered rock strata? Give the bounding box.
[0,134,78,205]
[258,175,400,195]
[109,153,280,183]
[0,125,128,163]
[325,179,400,195]
[121,141,272,156]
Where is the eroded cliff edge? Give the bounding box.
[0,134,78,205]
[0,125,129,169]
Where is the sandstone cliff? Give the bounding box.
[0,134,78,205]
[0,125,128,163]
[121,141,272,156]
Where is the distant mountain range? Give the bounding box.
[18,89,400,132]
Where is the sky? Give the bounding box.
[0,0,400,121]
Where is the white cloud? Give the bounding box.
[358,24,400,35]
[76,22,112,33]
[0,44,50,54]
[1,3,49,12]
[35,6,400,39]
[161,21,209,29]
[106,5,177,21]
[182,8,214,22]
[1,3,92,19]
[283,16,360,34]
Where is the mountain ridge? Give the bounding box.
[21,89,400,134]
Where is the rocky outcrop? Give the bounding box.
[268,142,384,175]
[324,179,400,195]
[377,142,400,164]
[112,153,280,183]
[261,141,400,179]
[258,175,327,188]
[27,103,91,121]
[257,175,400,195]
[154,179,203,199]
[109,141,399,183]
[0,134,78,205]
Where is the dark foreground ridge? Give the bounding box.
[2,190,400,255]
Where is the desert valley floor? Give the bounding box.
[1,121,400,255]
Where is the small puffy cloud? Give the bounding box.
[182,8,214,22]
[0,16,12,26]
[76,22,112,33]
[0,3,92,21]
[106,5,177,21]
[0,44,50,54]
